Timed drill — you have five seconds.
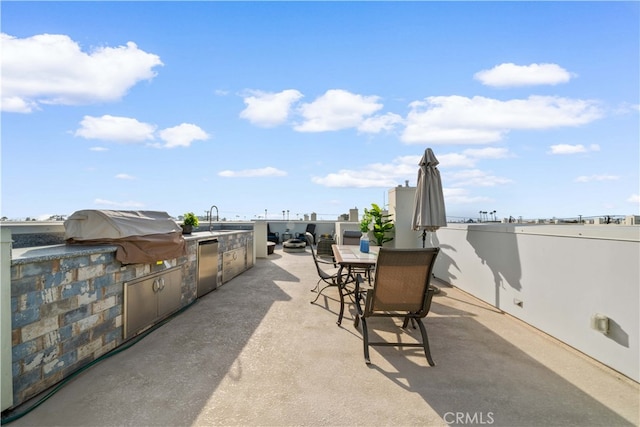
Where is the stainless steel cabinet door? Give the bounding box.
[124,276,158,339]
[157,268,182,318]
[124,267,183,339]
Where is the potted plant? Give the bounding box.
[181,212,199,234]
[360,203,394,246]
[359,212,372,253]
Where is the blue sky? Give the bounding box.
[2,1,638,222]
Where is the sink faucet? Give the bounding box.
[209,205,219,232]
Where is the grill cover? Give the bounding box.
[65,210,186,264]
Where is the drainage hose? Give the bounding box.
[1,298,199,425]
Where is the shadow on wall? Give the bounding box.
[428,233,459,286]
[465,225,522,310]
[607,318,630,348]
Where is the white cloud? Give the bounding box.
[115,173,135,180]
[574,174,620,183]
[402,95,602,144]
[463,147,512,159]
[75,115,156,142]
[443,187,492,205]
[295,89,383,132]
[357,113,403,133]
[474,63,574,87]
[239,89,303,127]
[238,88,400,135]
[218,167,287,178]
[75,116,208,148]
[312,170,397,188]
[1,96,38,113]
[312,149,514,190]
[94,198,145,208]
[627,194,640,204]
[436,153,478,168]
[612,102,640,115]
[312,156,416,188]
[427,148,511,170]
[1,33,162,113]
[446,169,513,187]
[157,123,209,148]
[89,147,109,152]
[548,144,600,154]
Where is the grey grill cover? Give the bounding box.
[65,210,186,264]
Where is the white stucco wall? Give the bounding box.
[432,223,639,382]
[1,228,14,410]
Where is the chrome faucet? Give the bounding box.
[208,205,219,232]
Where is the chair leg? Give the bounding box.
[416,319,435,366]
[353,296,362,329]
[310,282,332,304]
[336,283,346,325]
[361,317,371,364]
[336,273,357,325]
[353,279,365,329]
[310,278,320,293]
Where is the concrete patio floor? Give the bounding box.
[6,246,639,427]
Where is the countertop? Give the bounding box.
[11,230,252,264]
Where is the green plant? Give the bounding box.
[359,215,371,233]
[182,212,199,227]
[360,203,394,246]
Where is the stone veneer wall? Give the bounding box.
[9,230,253,409]
[9,240,198,408]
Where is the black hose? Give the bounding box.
[1,298,199,425]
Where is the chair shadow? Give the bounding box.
[351,299,634,426]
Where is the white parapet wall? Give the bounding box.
[1,228,14,410]
[432,223,639,382]
[254,221,267,258]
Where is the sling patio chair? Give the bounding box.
[353,247,440,365]
[341,230,373,284]
[296,223,316,245]
[267,224,280,244]
[342,230,361,245]
[306,232,351,305]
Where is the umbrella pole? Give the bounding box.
[423,229,441,294]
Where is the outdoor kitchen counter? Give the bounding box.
[182,229,252,241]
[11,243,119,264]
[7,228,254,409]
[10,230,250,264]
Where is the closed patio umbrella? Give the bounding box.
[412,148,447,248]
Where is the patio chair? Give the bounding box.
[342,230,361,245]
[306,232,349,305]
[267,224,280,244]
[316,233,336,263]
[353,247,440,365]
[296,224,316,245]
[342,230,373,282]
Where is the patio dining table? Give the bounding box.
[331,244,379,325]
